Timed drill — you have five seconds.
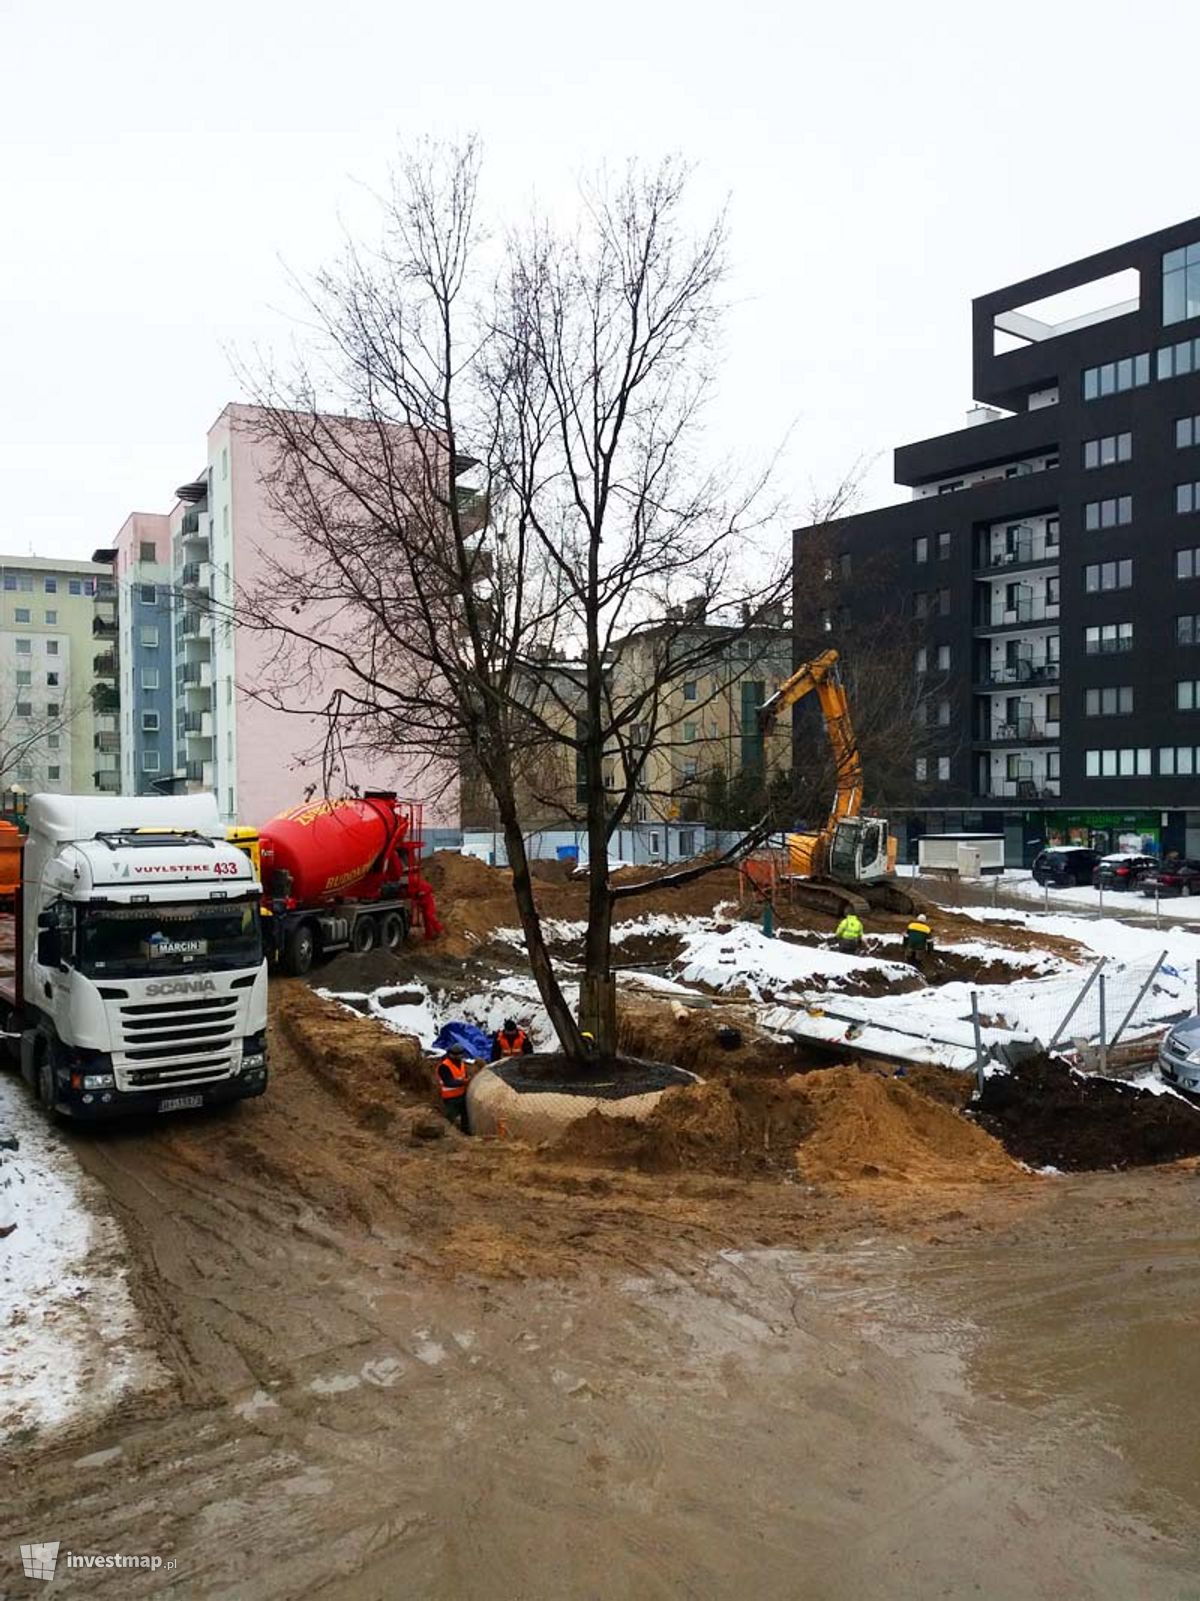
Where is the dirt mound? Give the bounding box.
[974,1056,1200,1170]
[551,1066,1018,1184]
[616,1000,822,1080]
[789,1068,1019,1184]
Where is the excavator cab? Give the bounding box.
[828,816,890,884]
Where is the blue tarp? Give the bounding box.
[431,1021,493,1060]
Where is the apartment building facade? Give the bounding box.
[0,555,107,797]
[794,217,1200,864]
[106,402,451,827]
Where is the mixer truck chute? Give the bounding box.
[230,793,443,976]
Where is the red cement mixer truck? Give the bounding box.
[228,792,442,976]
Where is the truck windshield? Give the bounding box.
[76,900,262,978]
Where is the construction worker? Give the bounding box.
[902,912,934,967]
[436,1044,473,1132]
[834,911,864,955]
[490,1017,533,1061]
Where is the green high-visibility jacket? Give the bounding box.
[835,914,863,941]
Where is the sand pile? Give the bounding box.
[975,1056,1200,1170]
[552,1066,1018,1184]
[789,1068,1019,1184]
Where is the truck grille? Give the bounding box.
[114,995,240,1090]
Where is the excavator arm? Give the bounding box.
[759,649,863,837]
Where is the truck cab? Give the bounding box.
[3,794,269,1120]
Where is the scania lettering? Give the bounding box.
[0,794,269,1120]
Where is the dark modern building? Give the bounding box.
[795,217,1200,865]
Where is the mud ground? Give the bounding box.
[3,986,1200,1597]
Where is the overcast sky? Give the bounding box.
[3,0,1198,562]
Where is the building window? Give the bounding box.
[141,626,159,648]
[1177,614,1200,644]
[1083,433,1132,468]
[47,765,60,781]
[1083,354,1150,399]
[15,638,30,655]
[139,540,157,562]
[1177,681,1200,710]
[1085,623,1133,654]
[1084,496,1133,530]
[1163,242,1200,326]
[915,646,927,674]
[142,750,161,773]
[914,536,928,564]
[15,701,31,718]
[142,711,160,732]
[46,702,59,717]
[1177,416,1200,449]
[45,639,58,655]
[937,756,950,781]
[1177,547,1200,579]
[46,671,58,687]
[1160,747,1200,775]
[1177,482,1200,514]
[13,608,29,623]
[68,579,81,595]
[1085,748,1152,777]
[1085,685,1133,715]
[140,583,156,604]
[915,757,927,781]
[936,644,950,670]
[47,734,59,750]
[937,588,950,615]
[682,680,697,701]
[44,577,56,593]
[936,699,950,726]
[222,446,229,480]
[839,552,852,578]
[141,668,160,690]
[682,721,697,742]
[44,610,55,625]
[936,532,950,560]
[15,670,30,687]
[1084,559,1133,592]
[1156,337,1200,380]
[914,591,928,618]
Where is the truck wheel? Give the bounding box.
[283,923,316,976]
[381,911,406,950]
[352,918,377,954]
[36,1047,60,1120]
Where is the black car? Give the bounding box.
[1141,858,1200,897]
[1032,847,1100,887]
[1092,852,1158,891]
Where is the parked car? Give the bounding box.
[1141,858,1200,897]
[1159,1015,1200,1093]
[1032,846,1100,887]
[1092,852,1158,891]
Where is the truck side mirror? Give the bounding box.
[37,928,62,968]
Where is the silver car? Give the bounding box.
[1159,1015,1200,1093]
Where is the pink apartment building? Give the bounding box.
[109,403,458,829]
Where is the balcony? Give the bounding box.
[94,770,120,794]
[974,540,1060,577]
[91,685,120,714]
[978,780,1061,801]
[92,615,117,639]
[93,731,120,754]
[92,651,117,677]
[976,719,1061,747]
[976,600,1060,634]
[975,660,1060,690]
[184,759,215,787]
[180,507,202,536]
[93,579,117,603]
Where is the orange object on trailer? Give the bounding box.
[0,820,23,909]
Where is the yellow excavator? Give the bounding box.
[758,648,917,917]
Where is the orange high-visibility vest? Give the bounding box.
[438,1056,469,1099]
[496,1030,528,1057]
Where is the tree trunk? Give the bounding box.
[581,764,618,1059]
[497,805,583,1060]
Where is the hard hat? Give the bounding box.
[503,1017,517,1032]
[448,1044,466,1057]
[580,1030,595,1042]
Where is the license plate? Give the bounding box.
[158,1094,204,1113]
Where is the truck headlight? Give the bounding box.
[242,1053,266,1072]
[82,1073,115,1090]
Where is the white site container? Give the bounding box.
[917,833,1005,877]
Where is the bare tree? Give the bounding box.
[0,693,89,797]
[239,139,790,1060]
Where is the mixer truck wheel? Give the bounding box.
[283,923,316,976]
[381,911,406,950]
[352,917,377,954]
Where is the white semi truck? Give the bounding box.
[0,793,269,1119]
